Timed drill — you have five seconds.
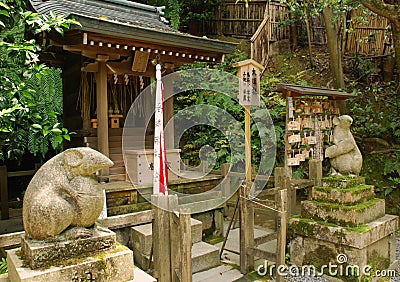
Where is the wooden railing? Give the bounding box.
[250,2,290,66]
[251,16,270,66]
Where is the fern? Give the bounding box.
[0,257,7,274]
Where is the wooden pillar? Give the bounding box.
[0,166,9,220]
[276,189,287,282]
[96,55,109,176]
[164,79,174,150]
[239,181,254,274]
[152,195,171,282]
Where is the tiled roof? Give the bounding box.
[29,0,176,33]
[29,0,237,55]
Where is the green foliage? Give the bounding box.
[0,257,6,274]
[146,0,221,29]
[347,82,400,143]
[0,2,78,163]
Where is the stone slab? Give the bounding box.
[289,214,398,249]
[192,241,220,273]
[21,226,116,269]
[311,184,374,205]
[131,266,156,282]
[192,265,244,282]
[322,176,365,189]
[301,198,385,226]
[8,245,134,282]
[130,218,202,255]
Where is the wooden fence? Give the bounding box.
[213,0,268,38]
[299,9,390,57]
[0,165,40,220]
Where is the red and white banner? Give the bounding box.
[153,64,169,195]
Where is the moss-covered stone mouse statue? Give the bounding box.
[325,115,362,176]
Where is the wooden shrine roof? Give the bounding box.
[275,84,356,100]
[29,0,237,63]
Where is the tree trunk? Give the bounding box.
[322,5,345,89]
[289,12,298,50]
[304,5,314,67]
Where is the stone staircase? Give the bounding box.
[130,218,220,274]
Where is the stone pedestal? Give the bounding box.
[289,176,398,279]
[8,227,134,281]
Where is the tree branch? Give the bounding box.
[360,0,398,22]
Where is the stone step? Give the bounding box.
[132,241,220,274]
[108,173,127,182]
[130,218,203,256]
[301,198,386,227]
[311,184,375,205]
[192,241,220,273]
[321,176,365,189]
[131,266,156,282]
[192,264,244,282]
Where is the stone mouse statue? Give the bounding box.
[23,147,113,241]
[325,115,363,176]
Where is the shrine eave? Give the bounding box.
[72,15,236,57]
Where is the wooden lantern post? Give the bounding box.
[233,59,264,274]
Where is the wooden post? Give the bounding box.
[214,208,223,237]
[152,195,171,282]
[0,166,9,220]
[179,208,192,282]
[239,182,254,274]
[221,163,230,217]
[309,159,322,186]
[245,106,252,182]
[96,55,109,176]
[284,176,295,216]
[168,195,180,282]
[276,189,287,282]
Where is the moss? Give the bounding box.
[314,184,373,194]
[289,217,338,238]
[344,224,372,233]
[303,245,336,270]
[322,176,365,189]
[308,198,382,213]
[203,234,224,245]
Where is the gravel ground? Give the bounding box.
[284,236,400,282]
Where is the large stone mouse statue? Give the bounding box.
[23,147,113,240]
[325,115,363,176]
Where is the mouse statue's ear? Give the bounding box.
[63,148,84,167]
[333,116,341,126]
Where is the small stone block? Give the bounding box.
[8,245,134,282]
[21,227,116,269]
[301,198,385,226]
[311,184,375,204]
